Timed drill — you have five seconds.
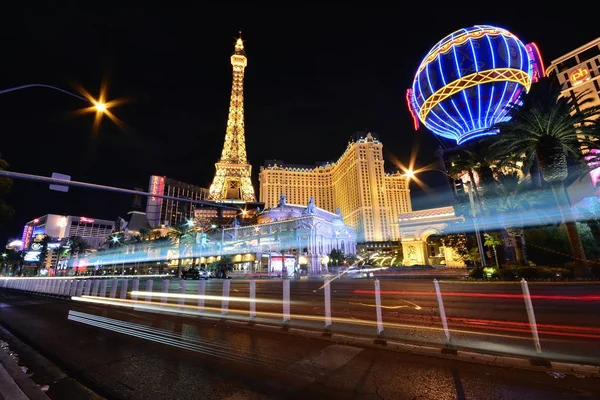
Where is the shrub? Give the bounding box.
[468,267,485,280]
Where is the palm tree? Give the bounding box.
[167,224,196,277]
[37,235,52,275]
[492,77,600,277]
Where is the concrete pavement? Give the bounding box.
[1,290,599,399]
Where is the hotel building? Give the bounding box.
[21,214,115,271]
[146,175,210,228]
[258,132,412,242]
[546,37,600,194]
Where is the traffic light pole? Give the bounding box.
[0,170,240,210]
[466,181,487,267]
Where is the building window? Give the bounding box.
[577,46,600,64]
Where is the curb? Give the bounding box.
[0,339,50,400]
[0,323,103,400]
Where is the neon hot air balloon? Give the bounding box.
[406,25,545,145]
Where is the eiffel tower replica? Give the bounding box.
[208,33,256,202]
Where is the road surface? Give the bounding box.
[0,289,599,400]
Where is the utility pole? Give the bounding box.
[466,181,487,267]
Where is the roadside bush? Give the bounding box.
[468,267,484,279]
[495,268,518,281]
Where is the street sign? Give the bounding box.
[50,172,71,192]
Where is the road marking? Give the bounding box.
[349,301,409,309]
[349,299,422,310]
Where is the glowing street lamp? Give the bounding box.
[0,83,125,132]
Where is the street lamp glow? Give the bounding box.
[111,236,120,243]
[94,101,107,113]
[185,219,195,228]
[404,169,415,179]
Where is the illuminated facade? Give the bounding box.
[208,33,256,202]
[146,175,209,228]
[546,37,600,188]
[258,132,412,242]
[211,195,356,274]
[21,214,115,269]
[407,25,544,145]
[398,206,465,267]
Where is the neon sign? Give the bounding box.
[570,67,590,86]
[80,217,95,223]
[150,175,165,201]
[22,225,33,250]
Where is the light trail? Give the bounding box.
[67,310,289,368]
[353,290,600,301]
[0,274,172,280]
[129,291,299,305]
[71,295,533,341]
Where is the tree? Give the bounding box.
[484,232,502,268]
[492,77,600,277]
[207,255,233,278]
[328,248,344,266]
[69,236,89,256]
[36,235,52,274]
[167,224,197,277]
[0,153,14,221]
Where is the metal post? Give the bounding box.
[83,280,91,296]
[283,279,290,325]
[161,279,169,304]
[92,280,100,297]
[324,279,332,332]
[433,279,451,345]
[249,280,256,319]
[120,279,128,299]
[145,280,153,302]
[221,280,230,316]
[374,279,384,338]
[100,279,108,297]
[109,279,118,298]
[76,280,84,297]
[467,182,487,267]
[197,279,206,312]
[131,279,139,301]
[178,280,186,307]
[521,279,542,353]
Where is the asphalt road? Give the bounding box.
[5,275,600,364]
[1,289,599,400]
[103,276,600,365]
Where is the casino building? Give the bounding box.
[546,37,600,192]
[258,131,411,243]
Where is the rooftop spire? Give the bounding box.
[235,31,244,53]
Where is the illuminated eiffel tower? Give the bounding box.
[208,33,256,202]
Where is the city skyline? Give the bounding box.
[1,6,599,245]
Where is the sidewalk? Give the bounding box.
[0,341,49,400]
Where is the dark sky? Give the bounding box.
[1,5,598,244]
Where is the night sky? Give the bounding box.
[1,5,598,244]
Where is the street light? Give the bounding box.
[407,168,487,267]
[0,83,122,132]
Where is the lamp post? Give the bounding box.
[0,83,108,112]
[405,168,487,267]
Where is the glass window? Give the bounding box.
[577,46,600,64]
[557,57,578,72]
